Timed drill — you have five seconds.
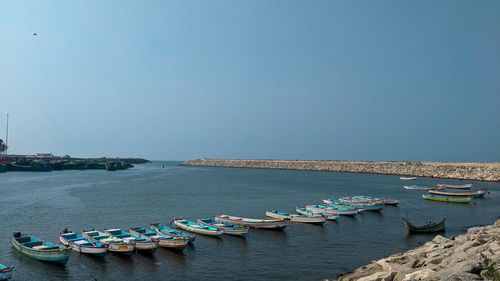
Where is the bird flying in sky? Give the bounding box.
[33,33,37,36]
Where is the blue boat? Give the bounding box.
[197,218,249,236]
[0,264,13,280]
[11,232,71,264]
[150,223,195,243]
[59,230,108,256]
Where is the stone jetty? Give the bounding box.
[181,159,500,182]
[327,220,500,281]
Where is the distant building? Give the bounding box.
[36,153,53,158]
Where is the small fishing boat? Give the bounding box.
[296,207,340,221]
[11,232,71,264]
[7,162,53,172]
[356,196,399,206]
[173,219,224,236]
[289,214,326,225]
[214,214,287,230]
[306,205,358,216]
[422,194,472,204]
[400,177,416,180]
[403,185,430,190]
[0,164,8,173]
[82,230,135,254]
[62,161,89,170]
[129,227,188,251]
[105,162,119,171]
[266,210,326,225]
[429,188,487,198]
[265,210,292,220]
[151,223,196,243]
[436,183,472,190]
[105,229,159,252]
[197,218,249,236]
[402,218,445,233]
[0,264,13,280]
[338,197,385,211]
[59,229,108,256]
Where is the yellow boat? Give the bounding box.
[422,194,471,204]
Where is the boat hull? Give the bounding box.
[59,235,107,257]
[422,194,471,204]
[290,215,325,225]
[0,265,12,281]
[129,229,187,251]
[151,225,196,243]
[429,189,487,198]
[11,239,70,264]
[402,218,445,233]
[197,219,249,236]
[82,231,135,254]
[215,215,287,230]
[306,205,358,217]
[265,211,291,220]
[173,220,223,236]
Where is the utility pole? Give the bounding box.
[5,114,8,155]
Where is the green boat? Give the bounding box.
[0,164,7,173]
[62,161,89,170]
[49,161,65,170]
[105,162,119,171]
[87,162,106,169]
[7,162,53,172]
[11,232,71,264]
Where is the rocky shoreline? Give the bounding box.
[327,220,500,281]
[181,159,500,182]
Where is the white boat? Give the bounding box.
[296,207,340,221]
[404,185,430,190]
[400,177,417,180]
[214,214,287,229]
[306,205,358,216]
[83,230,135,254]
[59,230,108,256]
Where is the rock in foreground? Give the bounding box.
[326,220,500,281]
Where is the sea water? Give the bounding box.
[0,161,499,280]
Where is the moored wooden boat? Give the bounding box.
[59,229,108,256]
[214,214,287,230]
[151,223,196,243]
[429,188,487,198]
[197,218,249,236]
[0,164,8,173]
[296,207,340,221]
[306,205,358,216]
[338,197,385,211]
[289,214,326,225]
[422,194,472,204]
[130,227,188,251]
[0,264,13,280]
[173,219,224,236]
[400,177,416,180]
[404,185,430,190]
[105,228,159,252]
[436,183,472,190]
[11,232,71,264]
[356,196,399,206]
[82,230,135,254]
[7,162,53,172]
[62,161,89,170]
[105,162,119,171]
[265,210,292,220]
[402,218,445,233]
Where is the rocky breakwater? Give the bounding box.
[327,220,500,281]
[181,159,500,182]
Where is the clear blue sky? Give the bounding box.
[1,1,499,161]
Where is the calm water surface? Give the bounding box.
[1,161,499,280]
